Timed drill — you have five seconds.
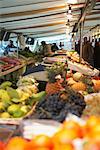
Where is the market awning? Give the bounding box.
[0,0,100,38]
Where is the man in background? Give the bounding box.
[39,41,52,56]
[4,40,16,55]
[82,37,94,66]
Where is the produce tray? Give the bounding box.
[0,63,26,77]
[0,102,37,126]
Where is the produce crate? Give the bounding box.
[0,64,26,82]
[0,102,37,125]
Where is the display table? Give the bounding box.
[26,71,48,82]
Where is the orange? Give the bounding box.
[0,141,5,150]
[63,121,83,138]
[52,142,74,150]
[34,148,50,150]
[83,140,100,150]
[5,137,27,150]
[30,135,52,148]
[52,129,77,144]
[84,116,100,139]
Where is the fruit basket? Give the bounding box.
[0,77,46,124]
[0,102,37,125]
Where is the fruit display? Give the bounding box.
[0,78,46,119]
[82,93,100,118]
[18,50,44,62]
[34,88,86,122]
[43,51,99,76]
[18,49,35,58]
[45,62,67,95]
[0,116,100,150]
[67,72,100,94]
[66,51,99,76]
[0,56,23,71]
[46,81,64,95]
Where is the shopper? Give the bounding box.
[51,43,59,52]
[94,40,100,69]
[75,40,80,54]
[82,37,94,66]
[4,40,16,55]
[34,41,40,52]
[39,41,52,56]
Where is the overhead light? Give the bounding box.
[67,6,72,20]
[67,13,72,20]
[66,19,70,29]
[67,0,77,4]
[68,6,71,13]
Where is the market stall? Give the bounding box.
[0,0,100,149]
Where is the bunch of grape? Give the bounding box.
[34,88,86,122]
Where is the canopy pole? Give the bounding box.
[17,35,19,58]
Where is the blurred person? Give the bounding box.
[4,40,16,55]
[94,40,100,69]
[6,40,16,49]
[39,41,52,56]
[82,37,94,66]
[51,43,59,52]
[34,41,40,52]
[75,40,80,54]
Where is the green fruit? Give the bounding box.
[0,102,5,112]
[7,104,20,115]
[0,81,12,90]
[11,98,21,103]
[0,112,11,118]
[3,99,12,108]
[32,91,46,101]
[20,105,29,114]
[7,87,20,99]
[13,110,24,118]
[27,91,46,106]
[0,89,10,101]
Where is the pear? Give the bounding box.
[7,104,20,115]
[7,87,20,99]
[13,110,24,118]
[0,81,12,90]
[1,112,11,118]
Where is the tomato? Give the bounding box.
[5,137,27,150]
[30,135,52,148]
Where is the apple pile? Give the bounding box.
[0,116,100,150]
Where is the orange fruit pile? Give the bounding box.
[1,116,100,150]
